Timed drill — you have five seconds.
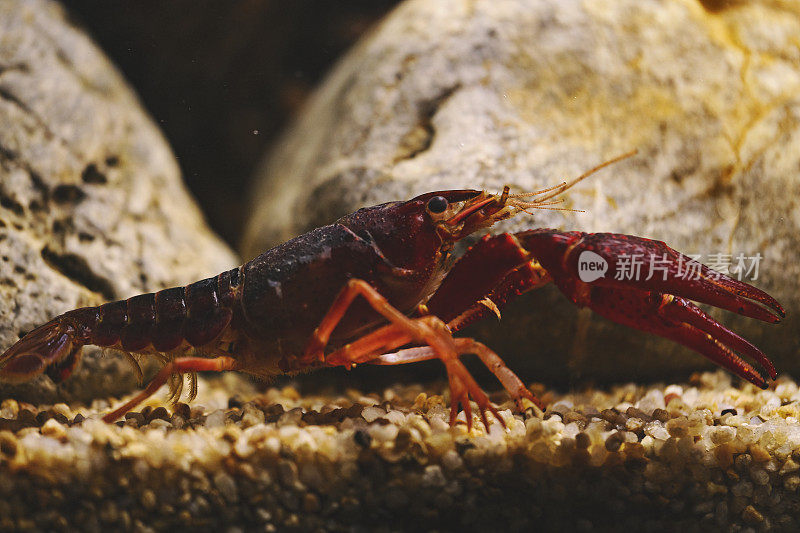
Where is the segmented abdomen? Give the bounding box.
[69,267,242,353]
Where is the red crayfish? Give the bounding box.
[0,153,785,429]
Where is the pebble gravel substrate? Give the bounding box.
[2,370,800,532]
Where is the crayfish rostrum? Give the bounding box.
[0,153,785,429]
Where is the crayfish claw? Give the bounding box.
[516,230,785,389]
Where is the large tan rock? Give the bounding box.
[244,0,799,385]
[0,0,238,402]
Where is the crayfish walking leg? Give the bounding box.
[302,279,526,429]
[102,356,237,422]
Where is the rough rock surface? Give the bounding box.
[0,0,238,403]
[2,371,800,531]
[243,0,800,385]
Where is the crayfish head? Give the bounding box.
[335,190,484,273]
[347,186,578,273]
[339,151,636,276]
[338,176,597,277]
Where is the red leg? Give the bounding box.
[372,339,543,410]
[455,338,543,410]
[103,356,237,422]
[328,321,506,430]
[302,279,506,430]
[302,279,424,360]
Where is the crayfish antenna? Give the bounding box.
[505,181,569,199]
[533,148,639,204]
[496,149,637,219]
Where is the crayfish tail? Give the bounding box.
[0,319,85,383]
[0,267,243,388]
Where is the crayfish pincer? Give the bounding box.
[0,153,785,429]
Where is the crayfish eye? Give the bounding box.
[426,196,449,215]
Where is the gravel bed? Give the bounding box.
[2,371,800,531]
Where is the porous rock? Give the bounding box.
[0,0,238,402]
[244,0,800,384]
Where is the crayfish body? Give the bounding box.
[0,155,785,429]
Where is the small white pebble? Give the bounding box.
[205,410,225,429]
[429,416,450,433]
[264,437,281,455]
[148,419,171,429]
[762,395,781,414]
[776,382,798,399]
[542,418,564,436]
[682,388,699,405]
[637,390,665,412]
[356,396,380,406]
[384,410,405,425]
[710,426,736,445]
[644,422,670,441]
[615,402,633,412]
[623,431,638,443]
[52,403,72,418]
[40,418,66,439]
[525,417,542,436]
[441,450,463,471]
[725,415,747,426]
[362,406,385,423]
[626,418,644,432]
[277,425,299,441]
[234,437,254,458]
[368,423,398,443]
[562,422,580,439]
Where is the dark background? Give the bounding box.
[63,1,400,250]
